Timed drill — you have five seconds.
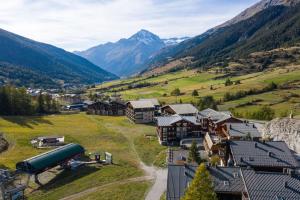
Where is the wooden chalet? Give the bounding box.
[126,100,156,123]
[156,115,202,145]
[87,100,126,116]
[197,108,242,134]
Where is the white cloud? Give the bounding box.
[0,0,259,51]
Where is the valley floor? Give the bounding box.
[93,65,300,118]
[0,113,166,200]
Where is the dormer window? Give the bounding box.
[223,181,229,186]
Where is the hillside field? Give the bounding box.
[92,65,300,118]
[0,113,165,200]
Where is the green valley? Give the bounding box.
[91,64,300,118]
[0,113,165,200]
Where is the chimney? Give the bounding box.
[240,157,244,162]
[290,110,294,119]
[254,142,258,148]
[283,168,288,174]
[284,181,288,188]
[229,124,232,129]
[268,151,273,157]
[288,169,295,178]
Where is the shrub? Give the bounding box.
[197,96,218,110]
[225,78,233,86]
[171,88,181,96]
[192,90,199,97]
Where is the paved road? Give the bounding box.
[140,162,168,200]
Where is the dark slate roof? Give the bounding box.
[127,100,155,108]
[167,164,196,200]
[163,104,199,115]
[167,165,244,200]
[139,98,160,106]
[198,108,235,123]
[157,115,200,126]
[242,169,300,200]
[225,123,262,138]
[208,167,244,193]
[229,141,299,168]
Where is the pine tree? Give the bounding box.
[192,90,199,97]
[37,92,45,114]
[171,88,181,96]
[45,94,52,113]
[225,78,233,86]
[181,163,217,200]
[188,140,201,164]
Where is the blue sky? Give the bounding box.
[0,0,259,51]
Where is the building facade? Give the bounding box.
[126,100,156,123]
[156,115,202,144]
[87,101,126,116]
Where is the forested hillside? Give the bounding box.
[0,28,117,88]
[145,2,300,73]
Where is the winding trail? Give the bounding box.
[59,117,168,200]
[104,119,168,200]
[59,176,153,200]
[140,162,167,200]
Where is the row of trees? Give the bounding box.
[231,106,275,120]
[0,86,59,116]
[223,82,278,102]
[224,78,241,86]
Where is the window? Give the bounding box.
[249,157,255,161]
[233,172,239,178]
[223,181,229,186]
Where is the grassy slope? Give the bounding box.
[0,113,164,200]
[94,65,300,117]
[77,181,151,200]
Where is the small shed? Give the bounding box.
[31,136,65,148]
[16,143,85,174]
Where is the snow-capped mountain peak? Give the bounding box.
[129,29,161,45]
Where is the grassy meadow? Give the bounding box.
[0,113,165,200]
[77,181,151,200]
[93,65,300,117]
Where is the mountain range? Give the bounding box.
[1,0,300,87]
[75,30,190,77]
[0,28,117,88]
[143,0,300,74]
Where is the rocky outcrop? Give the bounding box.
[0,134,9,153]
[263,118,300,153]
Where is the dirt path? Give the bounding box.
[59,175,153,200]
[66,116,168,200]
[140,162,167,200]
[108,123,168,200]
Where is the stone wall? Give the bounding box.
[0,134,8,154]
[263,118,300,153]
